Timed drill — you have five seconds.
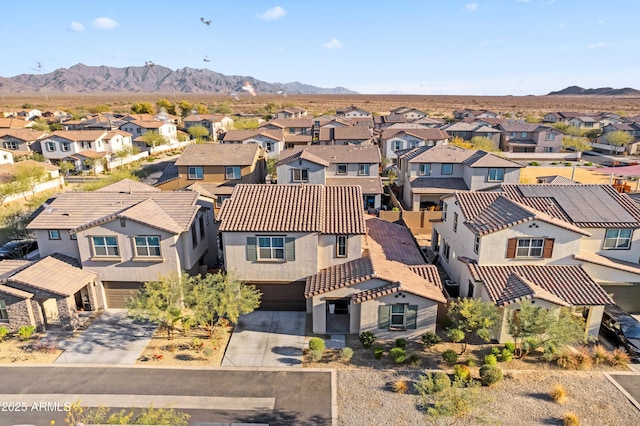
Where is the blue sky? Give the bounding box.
[2,0,638,95]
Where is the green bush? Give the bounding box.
[484,354,498,366]
[395,338,407,349]
[18,325,36,341]
[373,346,384,359]
[442,349,458,364]
[466,358,477,367]
[340,347,354,361]
[584,162,593,166]
[414,371,451,394]
[479,365,503,386]
[389,347,407,364]
[359,331,376,348]
[504,342,516,353]
[565,162,572,166]
[309,337,325,352]
[421,332,441,348]
[501,348,513,362]
[409,353,422,367]
[0,326,8,342]
[491,347,501,356]
[454,364,471,382]
[529,161,540,166]
[308,349,323,362]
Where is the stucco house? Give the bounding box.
[27,180,217,308]
[274,107,308,120]
[336,106,372,118]
[497,123,564,153]
[183,114,234,141]
[390,107,428,120]
[276,145,383,210]
[596,122,640,155]
[439,122,501,148]
[397,145,523,211]
[221,129,284,159]
[317,126,373,146]
[0,129,49,158]
[380,128,450,164]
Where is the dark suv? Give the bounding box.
[600,305,640,362]
[0,240,38,260]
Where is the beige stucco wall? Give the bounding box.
[34,229,81,260]
[579,262,640,283]
[317,234,362,270]
[579,228,640,264]
[277,159,326,184]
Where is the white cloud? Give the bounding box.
[323,38,344,49]
[69,21,85,32]
[91,17,119,30]
[465,3,478,12]
[587,42,608,49]
[260,6,286,21]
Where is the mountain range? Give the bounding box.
[0,63,357,95]
[547,86,640,96]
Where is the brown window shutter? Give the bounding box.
[506,238,517,258]
[543,238,555,258]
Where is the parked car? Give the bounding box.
[600,305,640,362]
[0,239,38,260]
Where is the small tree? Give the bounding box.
[58,160,75,176]
[266,157,278,179]
[156,98,177,115]
[446,298,500,354]
[0,180,18,206]
[142,130,168,148]
[178,100,193,118]
[562,136,591,158]
[13,162,47,200]
[188,125,210,142]
[131,102,155,114]
[604,130,633,154]
[469,136,499,152]
[214,102,232,114]
[423,379,490,425]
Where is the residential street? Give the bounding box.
[1,366,333,425]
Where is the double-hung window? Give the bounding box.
[474,235,480,254]
[46,142,56,152]
[516,238,544,257]
[419,163,431,176]
[488,168,505,182]
[61,142,70,152]
[134,236,161,257]
[390,304,406,328]
[453,212,458,232]
[0,299,7,321]
[92,236,119,257]
[4,141,18,150]
[603,229,632,249]
[336,235,347,257]
[258,236,285,260]
[441,163,453,175]
[442,239,450,261]
[393,141,402,151]
[358,164,370,176]
[292,168,308,182]
[187,166,203,179]
[336,164,347,175]
[225,166,241,180]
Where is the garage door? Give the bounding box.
[252,281,306,311]
[103,281,142,309]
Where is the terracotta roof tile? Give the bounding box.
[96,178,161,193]
[277,145,380,166]
[175,143,261,167]
[9,255,97,297]
[381,128,449,141]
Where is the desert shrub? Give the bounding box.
[501,348,513,362]
[442,349,458,364]
[409,353,422,367]
[504,342,515,353]
[479,365,503,386]
[591,344,611,366]
[18,325,36,341]
[0,326,8,342]
[191,338,203,352]
[390,347,407,364]
[565,162,572,166]
[340,347,354,361]
[551,383,567,405]
[484,354,498,366]
[529,161,540,166]
[414,371,451,395]
[392,379,409,394]
[466,358,477,367]
[609,348,630,367]
[584,162,592,166]
[395,338,407,349]
[557,351,578,370]
[203,346,214,358]
[359,331,376,348]
[563,412,580,426]
[308,349,323,362]
[421,332,441,348]
[490,347,501,356]
[373,346,384,359]
[551,162,558,165]
[454,364,471,382]
[573,346,592,370]
[308,337,325,352]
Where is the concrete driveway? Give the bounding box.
[222,311,306,367]
[55,309,157,365]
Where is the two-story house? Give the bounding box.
[274,107,308,120]
[497,123,564,153]
[381,128,450,164]
[259,119,314,150]
[276,145,383,209]
[390,107,428,120]
[27,180,217,308]
[154,143,265,212]
[397,145,523,211]
[453,109,498,120]
[120,119,178,150]
[597,122,640,154]
[336,106,372,118]
[542,111,579,124]
[183,114,234,141]
[567,115,601,132]
[317,126,373,146]
[221,129,284,158]
[439,122,502,147]
[0,129,49,158]
[433,184,640,342]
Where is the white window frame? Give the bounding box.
[46,141,56,152]
[488,168,505,182]
[188,166,203,179]
[61,142,70,152]
[393,140,402,151]
[358,164,370,176]
[441,163,453,175]
[48,230,60,240]
[4,141,18,150]
[419,163,431,176]
[390,304,406,328]
[292,168,309,182]
[516,238,544,258]
[0,299,7,321]
[474,235,480,254]
[546,132,556,141]
[336,164,347,175]
[603,229,632,250]
[92,236,119,257]
[336,235,347,257]
[225,166,241,180]
[134,235,161,257]
[453,212,458,232]
[442,202,448,221]
[442,239,450,261]
[258,236,285,260]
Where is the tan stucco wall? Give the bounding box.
[317,234,362,270]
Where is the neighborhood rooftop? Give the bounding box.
[175,143,262,166]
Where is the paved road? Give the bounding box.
[1,366,333,425]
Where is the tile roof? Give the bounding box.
[127,120,167,129]
[263,118,313,128]
[536,175,580,185]
[184,114,229,122]
[402,145,472,163]
[276,145,380,166]
[175,143,261,167]
[28,191,200,234]
[74,150,107,159]
[502,184,640,227]
[48,130,108,142]
[222,129,283,142]
[466,262,613,306]
[461,150,523,168]
[326,177,383,195]
[409,177,469,193]
[0,284,33,299]
[499,123,547,132]
[574,251,640,276]
[8,254,97,297]
[283,134,313,143]
[0,129,49,141]
[218,184,366,235]
[319,126,372,141]
[381,128,449,141]
[96,178,161,193]
[277,149,330,167]
[0,260,32,281]
[187,182,237,198]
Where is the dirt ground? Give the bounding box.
[519,164,638,186]
[0,333,64,364]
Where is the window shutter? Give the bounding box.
[285,237,295,261]
[542,238,555,258]
[378,305,390,329]
[406,305,418,329]
[506,238,517,258]
[246,237,257,261]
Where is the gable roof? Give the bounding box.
[218,184,366,235]
[96,178,161,193]
[47,130,107,142]
[261,118,313,128]
[461,150,523,168]
[184,114,230,123]
[536,175,580,185]
[0,129,49,141]
[318,126,372,141]
[175,143,262,167]
[381,127,449,141]
[276,145,380,167]
[222,129,283,142]
[466,262,613,306]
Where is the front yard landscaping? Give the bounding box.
[0,328,63,364]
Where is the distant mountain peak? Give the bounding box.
[0,63,357,95]
[547,86,640,96]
